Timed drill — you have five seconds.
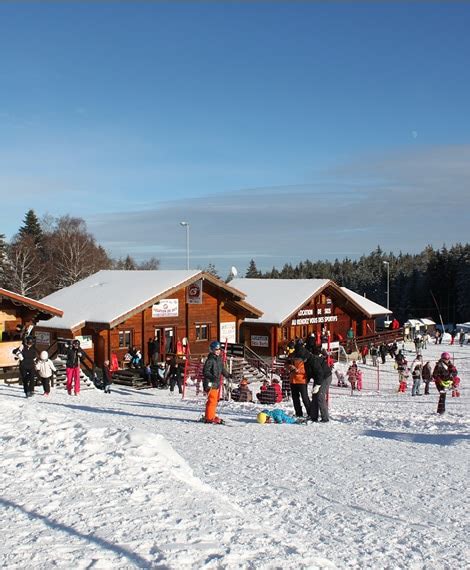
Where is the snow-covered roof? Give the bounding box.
[37,270,212,331]
[420,318,436,326]
[0,287,63,319]
[341,287,392,316]
[230,278,330,324]
[406,319,424,327]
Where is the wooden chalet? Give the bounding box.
[229,278,392,357]
[35,270,262,367]
[0,288,63,369]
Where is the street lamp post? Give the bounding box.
[180,222,189,270]
[383,260,390,313]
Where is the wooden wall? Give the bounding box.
[35,282,245,367]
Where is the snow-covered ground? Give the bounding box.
[1,342,468,569]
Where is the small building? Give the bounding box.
[35,270,262,367]
[0,288,63,368]
[230,278,392,357]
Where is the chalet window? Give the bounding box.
[282,327,288,341]
[119,330,132,348]
[195,324,209,341]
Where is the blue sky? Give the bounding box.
[1,2,469,277]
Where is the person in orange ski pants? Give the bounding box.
[202,341,231,424]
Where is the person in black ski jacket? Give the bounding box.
[65,339,85,396]
[202,341,231,424]
[308,346,332,423]
[13,335,37,397]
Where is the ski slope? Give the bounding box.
[0,342,468,569]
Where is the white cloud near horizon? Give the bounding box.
[86,144,470,274]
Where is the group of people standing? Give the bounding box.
[12,337,99,397]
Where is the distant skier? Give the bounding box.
[432,352,460,414]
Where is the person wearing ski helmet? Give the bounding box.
[432,352,459,414]
[35,350,57,396]
[256,409,299,424]
[65,339,85,396]
[12,335,37,397]
[202,340,231,424]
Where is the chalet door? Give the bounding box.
[154,327,175,358]
[93,334,105,367]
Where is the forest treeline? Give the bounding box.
[2,210,469,325]
[244,245,470,325]
[0,210,159,299]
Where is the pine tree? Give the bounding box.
[204,263,220,279]
[245,259,261,278]
[18,210,43,247]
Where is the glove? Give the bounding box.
[312,385,321,394]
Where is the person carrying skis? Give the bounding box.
[202,341,231,424]
[13,335,37,397]
[35,350,57,396]
[432,352,460,414]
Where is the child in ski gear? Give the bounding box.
[232,378,253,402]
[202,341,231,424]
[361,344,369,365]
[65,339,85,396]
[334,364,347,387]
[103,360,113,393]
[168,356,183,394]
[347,361,362,391]
[410,355,423,396]
[433,352,460,414]
[257,409,299,424]
[13,336,37,397]
[395,351,408,392]
[129,346,142,368]
[35,350,56,396]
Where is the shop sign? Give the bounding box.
[152,299,179,318]
[220,322,236,343]
[291,315,338,326]
[187,280,203,304]
[251,335,269,348]
[35,331,51,345]
[75,335,93,349]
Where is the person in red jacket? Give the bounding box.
[271,378,283,403]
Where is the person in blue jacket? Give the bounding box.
[257,409,299,424]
